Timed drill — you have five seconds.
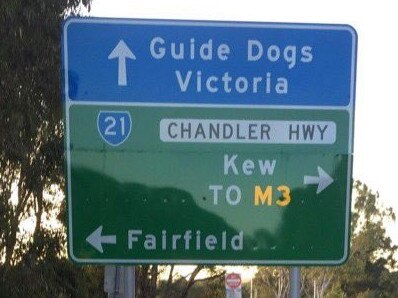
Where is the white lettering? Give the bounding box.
[209,184,223,205]
[172,234,181,250]
[258,159,277,176]
[200,39,213,60]
[144,234,156,250]
[247,39,263,61]
[226,185,241,205]
[242,159,255,175]
[206,76,218,93]
[205,235,217,250]
[301,46,313,63]
[218,44,230,61]
[284,45,297,69]
[224,154,238,175]
[128,230,142,249]
[231,232,244,250]
[150,37,165,59]
[175,70,192,92]
[184,230,192,250]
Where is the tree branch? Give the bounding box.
[179,265,204,298]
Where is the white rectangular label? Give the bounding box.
[160,119,336,144]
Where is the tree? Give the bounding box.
[0,258,105,298]
[137,265,225,298]
[183,273,226,298]
[136,265,162,298]
[335,181,397,296]
[253,267,290,298]
[301,267,335,298]
[0,0,91,285]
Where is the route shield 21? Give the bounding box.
[97,111,132,146]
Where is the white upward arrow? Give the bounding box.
[108,40,136,86]
[304,166,334,194]
[86,226,116,253]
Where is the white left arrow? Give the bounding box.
[108,40,136,86]
[86,226,116,253]
[304,166,334,194]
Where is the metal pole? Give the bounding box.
[250,277,253,298]
[104,265,135,298]
[314,279,316,298]
[290,267,301,298]
[114,266,121,298]
[124,266,135,298]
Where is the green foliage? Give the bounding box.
[335,181,397,297]
[153,266,225,298]
[0,0,93,295]
[1,0,86,265]
[241,281,252,298]
[0,260,104,298]
[253,267,290,298]
[186,275,225,298]
[0,0,91,259]
[157,273,226,298]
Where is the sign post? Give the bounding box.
[62,18,357,265]
[289,267,301,298]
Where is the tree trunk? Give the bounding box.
[179,265,203,298]
[164,265,174,297]
[148,265,158,298]
[31,189,43,258]
[4,165,32,267]
[136,265,150,298]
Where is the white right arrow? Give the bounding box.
[108,40,136,86]
[304,166,334,194]
[86,226,116,253]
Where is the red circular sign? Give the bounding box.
[225,273,241,289]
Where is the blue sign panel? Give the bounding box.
[63,18,356,107]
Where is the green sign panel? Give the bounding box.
[62,18,356,265]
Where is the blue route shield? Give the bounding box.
[97,111,132,146]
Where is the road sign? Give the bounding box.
[226,273,242,289]
[225,273,242,298]
[62,18,357,265]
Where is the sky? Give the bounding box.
[87,0,398,277]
